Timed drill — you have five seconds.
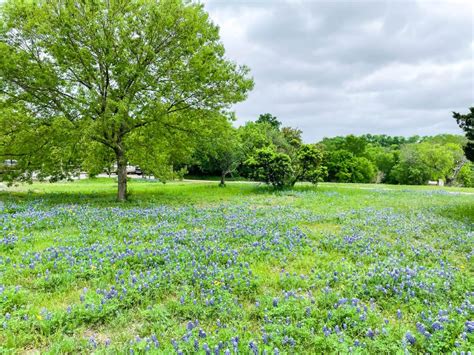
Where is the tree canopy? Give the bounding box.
[255,113,281,130]
[0,0,253,200]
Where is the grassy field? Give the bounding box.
[0,179,473,353]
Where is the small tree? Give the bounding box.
[246,147,293,188]
[193,120,243,186]
[246,144,325,189]
[291,144,326,185]
[215,135,243,187]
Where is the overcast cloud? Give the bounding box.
[203,0,474,142]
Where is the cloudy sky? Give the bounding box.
[203,0,473,142]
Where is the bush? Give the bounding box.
[457,163,474,187]
[246,148,293,188]
[246,145,326,188]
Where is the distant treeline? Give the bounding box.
[187,114,473,187]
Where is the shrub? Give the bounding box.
[246,145,326,188]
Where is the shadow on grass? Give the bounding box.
[437,202,474,225]
[0,180,323,207]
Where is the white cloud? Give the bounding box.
[203,0,473,141]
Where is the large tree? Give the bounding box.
[0,0,253,200]
[453,107,474,161]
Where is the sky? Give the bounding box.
[203,0,474,142]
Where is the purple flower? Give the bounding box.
[405,332,416,345]
[366,328,375,338]
[432,321,443,331]
[249,341,258,355]
[466,321,474,333]
[323,325,331,337]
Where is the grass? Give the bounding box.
[0,179,473,353]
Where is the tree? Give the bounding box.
[193,120,243,186]
[246,147,293,189]
[373,149,398,183]
[325,150,353,182]
[256,113,281,130]
[237,121,294,176]
[0,0,253,200]
[453,107,474,161]
[323,150,377,183]
[246,144,325,188]
[390,143,455,185]
[281,126,303,149]
[214,133,243,187]
[320,135,371,158]
[290,144,326,185]
[343,135,368,156]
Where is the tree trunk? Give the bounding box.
[116,149,128,201]
[219,171,226,187]
[446,159,467,186]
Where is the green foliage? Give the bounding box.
[321,134,370,156]
[239,121,292,156]
[319,133,470,186]
[281,126,303,149]
[0,102,82,183]
[457,163,474,187]
[364,146,398,183]
[324,150,377,183]
[246,147,293,188]
[421,134,467,146]
[320,135,377,183]
[362,134,420,148]
[256,113,281,130]
[293,144,327,184]
[390,143,457,185]
[192,118,244,185]
[246,144,325,188]
[343,135,368,156]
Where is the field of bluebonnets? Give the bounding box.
[0,179,473,353]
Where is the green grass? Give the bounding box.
[0,179,473,353]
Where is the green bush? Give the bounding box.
[246,144,326,188]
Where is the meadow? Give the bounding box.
[0,179,473,353]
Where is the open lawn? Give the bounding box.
[0,179,473,353]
